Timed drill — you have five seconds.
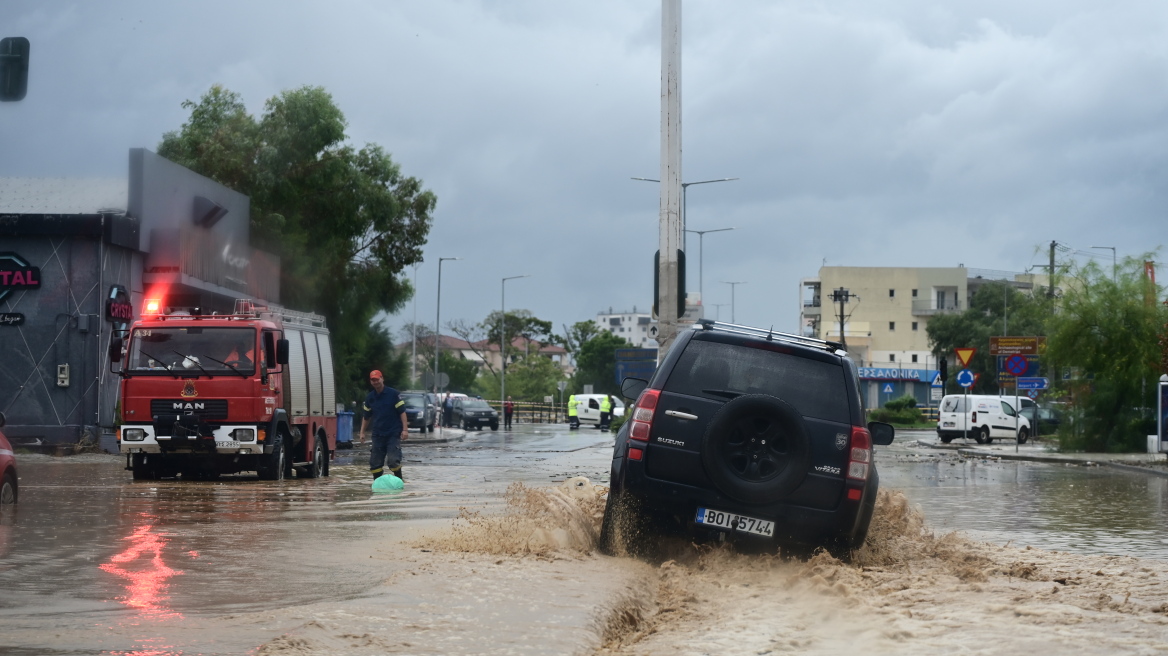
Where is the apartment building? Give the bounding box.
[595,307,656,348]
[799,266,1051,408]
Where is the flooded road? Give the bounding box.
[1,424,1167,654]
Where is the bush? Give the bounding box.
[871,395,922,425]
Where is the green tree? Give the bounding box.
[572,331,632,395]
[927,281,1053,394]
[158,85,435,404]
[498,355,566,401]
[1043,256,1167,452]
[560,320,601,358]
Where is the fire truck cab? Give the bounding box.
[112,299,336,481]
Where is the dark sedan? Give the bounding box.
[452,398,499,431]
[1019,406,1062,437]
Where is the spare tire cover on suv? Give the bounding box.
[700,394,811,504]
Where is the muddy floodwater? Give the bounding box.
[1,425,1167,655]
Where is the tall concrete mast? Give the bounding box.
[656,0,683,352]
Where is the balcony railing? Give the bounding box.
[911,299,963,316]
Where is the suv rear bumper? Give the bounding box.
[615,457,876,546]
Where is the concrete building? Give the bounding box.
[799,266,1051,408]
[595,307,655,348]
[0,149,279,447]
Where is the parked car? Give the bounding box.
[600,319,894,557]
[575,393,626,428]
[0,413,17,505]
[1019,405,1062,436]
[936,394,1032,444]
[452,398,499,431]
[401,391,437,432]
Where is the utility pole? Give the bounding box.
[655,0,683,353]
[1049,241,1057,298]
[830,287,854,349]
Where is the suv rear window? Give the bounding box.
[662,339,851,423]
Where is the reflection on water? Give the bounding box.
[98,517,183,618]
[882,448,1168,560]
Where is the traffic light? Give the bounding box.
[939,357,948,383]
[0,37,30,102]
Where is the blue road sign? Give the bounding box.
[931,373,943,387]
[957,369,975,389]
[883,383,894,394]
[1016,377,1049,390]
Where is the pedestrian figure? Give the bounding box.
[504,395,515,430]
[443,394,454,428]
[599,394,613,430]
[359,370,408,481]
[568,394,579,430]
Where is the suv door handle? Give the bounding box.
[665,410,698,421]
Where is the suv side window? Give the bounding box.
[662,339,851,423]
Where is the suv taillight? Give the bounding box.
[847,425,872,483]
[627,389,660,461]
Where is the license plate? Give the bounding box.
[943,422,955,427]
[215,441,242,449]
[695,508,774,537]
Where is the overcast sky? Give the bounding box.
[3,1,1166,342]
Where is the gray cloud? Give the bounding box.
[2,0,1164,339]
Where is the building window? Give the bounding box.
[912,321,918,331]
[911,354,918,363]
[912,289,918,297]
[889,289,895,298]
[889,354,896,362]
[889,321,895,331]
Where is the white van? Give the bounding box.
[575,394,626,428]
[937,394,1032,444]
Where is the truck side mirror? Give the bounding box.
[0,37,30,102]
[108,337,123,363]
[276,338,289,365]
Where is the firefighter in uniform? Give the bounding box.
[599,394,613,430]
[359,370,409,481]
[567,394,580,430]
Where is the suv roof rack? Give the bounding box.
[695,318,846,354]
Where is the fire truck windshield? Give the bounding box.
[128,327,257,376]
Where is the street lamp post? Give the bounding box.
[710,303,728,321]
[411,263,418,386]
[1091,245,1117,282]
[684,226,735,314]
[722,281,747,323]
[434,257,461,397]
[631,177,738,250]
[501,274,530,408]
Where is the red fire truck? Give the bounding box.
[112,299,336,480]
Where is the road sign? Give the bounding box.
[883,383,894,394]
[955,348,977,368]
[1005,354,1029,376]
[1016,377,1049,390]
[990,336,1046,356]
[931,373,943,387]
[957,369,975,388]
[931,388,943,401]
[1027,389,1039,399]
[556,380,567,392]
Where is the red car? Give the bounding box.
[0,413,17,505]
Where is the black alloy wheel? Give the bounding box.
[700,394,811,504]
[974,426,989,445]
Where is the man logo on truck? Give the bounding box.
[172,402,205,411]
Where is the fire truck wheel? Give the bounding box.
[259,435,286,481]
[302,434,325,479]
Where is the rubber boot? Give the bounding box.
[372,470,383,480]
[391,466,403,482]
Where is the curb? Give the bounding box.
[955,448,1168,479]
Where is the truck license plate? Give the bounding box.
[695,508,774,537]
[215,441,242,449]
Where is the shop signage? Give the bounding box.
[106,285,133,323]
[0,312,25,326]
[0,252,41,303]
